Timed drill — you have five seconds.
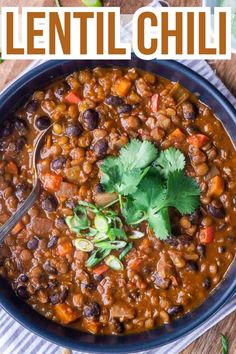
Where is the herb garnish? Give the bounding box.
[65,139,200,269]
[0,53,4,64]
[101,139,200,240]
[221,334,228,354]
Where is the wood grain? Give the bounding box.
[1,1,236,353]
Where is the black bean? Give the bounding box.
[47,236,58,249]
[54,82,70,97]
[114,319,125,334]
[42,195,58,212]
[15,183,29,201]
[60,288,69,302]
[15,118,28,135]
[81,283,95,290]
[187,260,199,272]
[227,235,235,242]
[167,305,183,317]
[65,200,76,209]
[197,244,206,257]
[218,246,226,253]
[18,274,28,282]
[186,125,200,135]
[207,204,225,219]
[94,183,105,193]
[83,109,99,131]
[66,123,83,137]
[153,273,170,290]
[202,277,211,290]
[189,209,202,224]
[84,302,101,317]
[48,280,59,289]
[51,156,66,170]
[16,286,29,300]
[1,121,14,138]
[16,137,27,152]
[93,273,104,282]
[43,262,58,275]
[105,95,124,106]
[35,116,51,130]
[27,237,39,250]
[55,217,67,230]
[117,104,133,114]
[49,293,61,305]
[26,100,39,113]
[182,102,197,120]
[93,139,108,159]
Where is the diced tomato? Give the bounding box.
[187,134,209,148]
[199,226,215,244]
[65,91,81,104]
[168,128,186,142]
[42,173,62,192]
[208,176,225,197]
[93,264,109,276]
[57,240,73,257]
[11,221,24,235]
[83,319,100,334]
[5,161,18,175]
[151,94,159,112]
[54,303,80,324]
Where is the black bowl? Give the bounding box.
[0,57,236,353]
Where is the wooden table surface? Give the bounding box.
[1,1,236,353]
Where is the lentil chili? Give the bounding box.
[0,66,236,335]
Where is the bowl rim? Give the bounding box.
[0,58,236,353]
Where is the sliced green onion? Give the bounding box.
[86,249,110,267]
[105,255,124,271]
[82,0,103,7]
[94,214,109,233]
[55,0,61,7]
[79,201,100,214]
[93,232,109,242]
[119,243,133,260]
[73,239,94,252]
[129,231,145,239]
[95,240,127,250]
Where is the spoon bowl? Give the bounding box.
[0,125,52,242]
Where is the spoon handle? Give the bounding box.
[0,181,41,243]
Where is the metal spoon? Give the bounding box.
[0,126,52,242]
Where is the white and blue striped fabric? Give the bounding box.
[1,1,236,353]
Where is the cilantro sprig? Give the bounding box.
[101,140,200,240]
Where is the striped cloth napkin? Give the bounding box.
[1,2,236,354]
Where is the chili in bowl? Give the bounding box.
[0,58,235,352]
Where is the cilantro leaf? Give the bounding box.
[120,139,158,169]
[132,167,166,211]
[154,147,185,178]
[122,198,144,224]
[149,208,171,240]
[160,170,200,214]
[101,157,148,196]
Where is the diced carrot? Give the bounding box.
[199,226,215,244]
[151,93,159,112]
[42,173,62,192]
[65,91,81,104]
[113,78,132,97]
[168,128,186,142]
[93,264,109,276]
[83,319,100,334]
[187,134,209,148]
[208,175,225,197]
[5,161,18,175]
[11,221,24,235]
[54,303,80,324]
[57,240,73,257]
